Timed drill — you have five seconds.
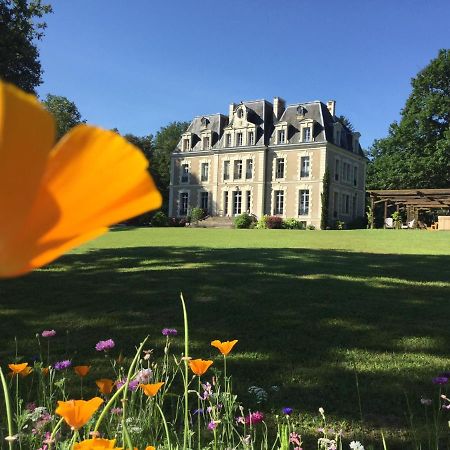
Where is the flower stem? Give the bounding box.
[180,292,190,450]
[0,367,13,450]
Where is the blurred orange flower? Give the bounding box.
[55,397,103,430]
[96,378,114,395]
[19,366,33,377]
[0,81,162,278]
[41,367,50,376]
[145,447,156,450]
[74,365,91,377]
[140,382,164,397]
[8,363,28,375]
[189,359,213,376]
[211,340,238,356]
[73,438,121,449]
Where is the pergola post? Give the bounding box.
[370,196,375,229]
[383,201,387,229]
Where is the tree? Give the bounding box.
[123,133,154,162]
[43,94,85,140]
[152,121,189,210]
[0,0,52,93]
[367,49,450,189]
[337,115,355,132]
[320,167,330,229]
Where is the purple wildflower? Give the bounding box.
[41,330,56,338]
[433,376,448,385]
[282,407,293,415]
[193,408,204,415]
[54,360,71,370]
[95,339,115,352]
[111,407,123,415]
[202,382,213,400]
[115,378,139,391]
[162,328,178,336]
[207,421,217,430]
[134,368,152,384]
[290,432,302,446]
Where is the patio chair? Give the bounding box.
[384,218,395,229]
[401,219,415,229]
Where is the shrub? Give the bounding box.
[256,215,268,229]
[169,217,187,227]
[190,207,204,223]
[266,216,283,229]
[151,211,169,227]
[306,224,316,230]
[334,220,345,230]
[282,218,305,230]
[234,212,254,229]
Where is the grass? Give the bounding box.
[1,228,450,445]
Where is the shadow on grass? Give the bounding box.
[1,246,450,427]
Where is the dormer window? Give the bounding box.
[303,127,311,142]
[200,117,209,128]
[237,108,245,119]
[278,130,286,144]
[226,133,232,147]
[203,136,210,150]
[183,138,190,151]
[335,130,341,146]
[297,106,306,119]
[237,132,243,146]
[248,131,254,145]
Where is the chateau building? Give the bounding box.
[169,97,366,228]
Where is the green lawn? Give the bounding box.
[2,228,450,442]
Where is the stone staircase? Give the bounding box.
[193,216,234,228]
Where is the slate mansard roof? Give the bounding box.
[175,98,362,155]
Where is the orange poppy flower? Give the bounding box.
[41,367,50,376]
[8,363,29,375]
[189,359,213,376]
[73,438,121,449]
[211,340,238,356]
[0,81,162,278]
[96,378,114,395]
[55,397,103,430]
[74,365,91,377]
[19,366,33,377]
[146,447,156,450]
[140,382,164,397]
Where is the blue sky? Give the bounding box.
[37,0,450,148]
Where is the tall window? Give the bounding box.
[353,166,358,186]
[303,127,311,142]
[333,192,339,217]
[224,191,229,215]
[223,160,230,180]
[300,156,310,177]
[200,192,208,210]
[203,136,210,150]
[344,194,350,214]
[181,164,189,183]
[233,191,242,215]
[246,159,253,179]
[299,190,309,215]
[237,132,243,146]
[226,133,232,147]
[201,162,209,182]
[276,158,285,179]
[278,129,286,144]
[246,190,251,213]
[335,159,340,181]
[183,139,190,151]
[248,131,255,145]
[179,192,189,215]
[274,190,284,215]
[234,160,243,179]
[352,194,357,217]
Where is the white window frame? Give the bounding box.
[179,191,189,216]
[298,189,310,216]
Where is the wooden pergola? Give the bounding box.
[367,188,450,228]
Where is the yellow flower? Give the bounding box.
[74,365,91,377]
[55,397,103,430]
[140,382,164,397]
[211,340,238,356]
[145,446,156,450]
[8,363,29,375]
[189,359,213,376]
[0,81,161,278]
[73,438,121,449]
[96,378,114,395]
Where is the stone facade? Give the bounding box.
[169,98,366,228]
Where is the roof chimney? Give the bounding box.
[273,97,285,120]
[327,100,336,117]
[229,103,235,121]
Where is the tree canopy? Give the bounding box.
[367,49,450,189]
[43,94,85,140]
[0,0,52,93]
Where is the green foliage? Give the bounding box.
[306,224,316,230]
[43,94,85,140]
[256,215,268,229]
[282,218,305,229]
[124,133,154,161]
[0,0,52,93]
[337,115,355,132]
[391,211,402,229]
[367,49,450,189]
[335,220,345,230]
[152,121,189,209]
[190,207,204,223]
[151,211,169,227]
[234,212,254,229]
[320,167,330,230]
